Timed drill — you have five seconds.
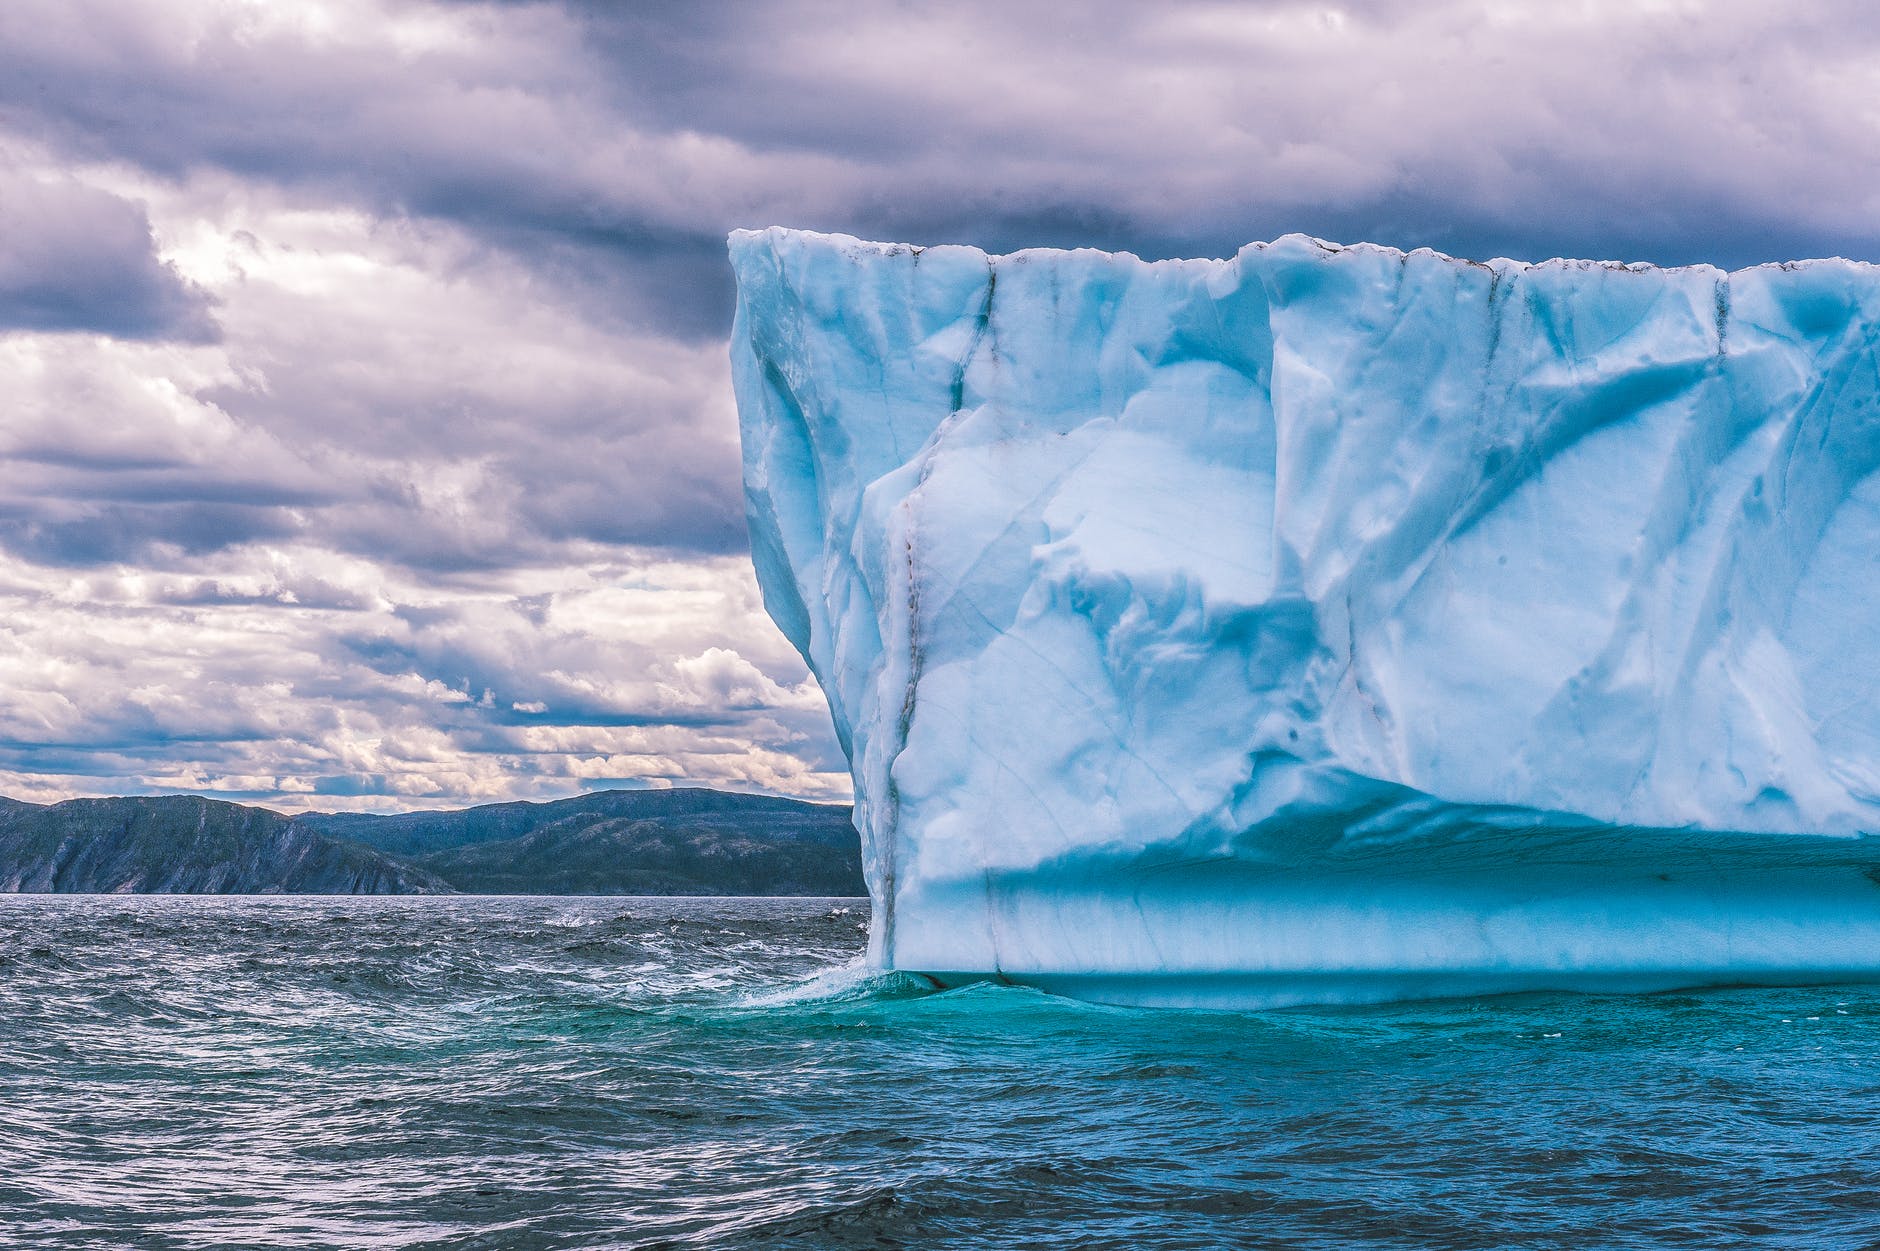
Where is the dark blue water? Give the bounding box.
[2,896,1877,1249]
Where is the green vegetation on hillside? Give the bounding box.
[0,796,444,894]
[0,788,862,895]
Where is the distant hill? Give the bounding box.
[0,788,862,895]
[0,795,445,894]
[299,788,863,895]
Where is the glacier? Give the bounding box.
[728,226,1880,1009]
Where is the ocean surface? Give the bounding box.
[2,896,1877,1250]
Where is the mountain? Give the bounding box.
[0,788,862,895]
[299,788,864,895]
[0,795,445,894]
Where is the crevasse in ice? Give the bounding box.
[729,227,1880,1008]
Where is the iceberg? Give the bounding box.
[728,227,1880,1008]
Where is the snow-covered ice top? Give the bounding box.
[729,228,1880,1006]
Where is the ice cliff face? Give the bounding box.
[729,227,1880,1007]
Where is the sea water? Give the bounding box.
[1,895,1875,1249]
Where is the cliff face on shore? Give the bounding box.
[0,796,446,894]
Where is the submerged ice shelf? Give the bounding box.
[728,226,1880,1008]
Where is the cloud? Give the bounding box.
[0,0,1876,808]
[512,0,1880,269]
[0,1,1873,348]
[0,166,216,339]
[0,199,745,571]
[0,547,848,809]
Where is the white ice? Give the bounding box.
[729,227,1880,1008]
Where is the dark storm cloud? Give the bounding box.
[0,173,215,340]
[0,2,743,336]
[4,0,1876,350]
[546,0,1880,270]
[0,501,300,567]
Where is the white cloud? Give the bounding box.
[0,542,850,809]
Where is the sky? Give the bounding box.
[1,0,1876,811]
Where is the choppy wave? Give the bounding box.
[0,895,1875,1249]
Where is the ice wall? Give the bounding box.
[729,227,1880,1007]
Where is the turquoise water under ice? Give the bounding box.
[2,895,1876,1249]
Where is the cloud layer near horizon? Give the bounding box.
[1,0,1876,809]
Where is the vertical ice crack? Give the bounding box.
[950,262,996,417]
[882,255,997,967]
